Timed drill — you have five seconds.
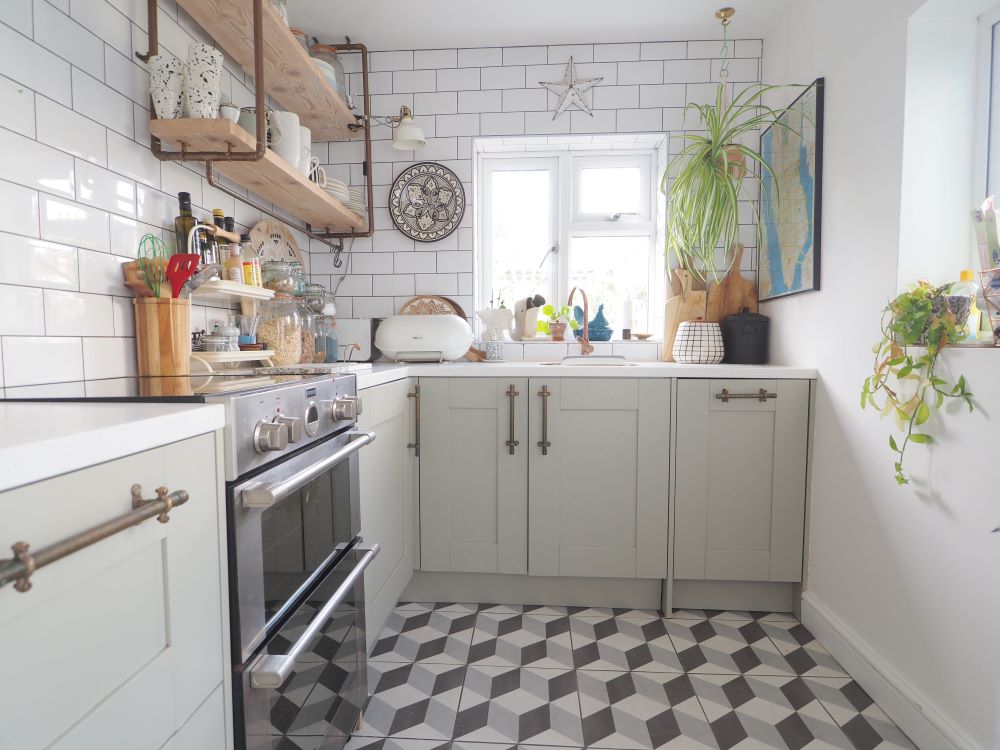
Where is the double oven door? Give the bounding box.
[229,428,379,750]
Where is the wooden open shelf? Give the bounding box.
[150,118,367,232]
[176,0,357,141]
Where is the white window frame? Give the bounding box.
[477,148,661,332]
[978,5,1000,199]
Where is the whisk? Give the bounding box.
[137,234,169,297]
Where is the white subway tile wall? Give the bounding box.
[315,39,762,335]
[0,12,761,385]
[0,1,316,390]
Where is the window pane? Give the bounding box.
[579,167,641,215]
[569,236,651,333]
[490,169,554,307]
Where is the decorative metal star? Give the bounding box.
[539,57,604,120]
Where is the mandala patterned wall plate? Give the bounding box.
[389,162,465,242]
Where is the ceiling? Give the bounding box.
[288,1,792,51]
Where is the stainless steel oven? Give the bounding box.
[225,375,378,750]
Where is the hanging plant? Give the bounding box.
[860,281,975,485]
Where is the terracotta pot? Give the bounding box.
[722,145,747,180]
[549,321,567,342]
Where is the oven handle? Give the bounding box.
[242,431,376,509]
[249,543,380,689]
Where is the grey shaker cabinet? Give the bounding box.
[418,377,529,574]
[527,378,671,579]
[673,379,810,583]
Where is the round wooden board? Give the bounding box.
[398,295,467,318]
[249,219,303,264]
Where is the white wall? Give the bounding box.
[0,0,313,396]
[314,39,762,321]
[764,2,1000,748]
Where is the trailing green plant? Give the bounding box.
[536,304,579,335]
[662,83,798,285]
[860,281,975,485]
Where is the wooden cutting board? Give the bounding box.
[662,269,707,362]
[706,244,758,323]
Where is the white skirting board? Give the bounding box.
[801,592,977,750]
[669,580,796,613]
[402,572,663,609]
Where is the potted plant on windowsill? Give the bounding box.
[537,304,579,342]
[860,280,975,485]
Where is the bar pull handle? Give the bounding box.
[407,385,421,457]
[505,384,520,455]
[249,544,380,689]
[537,385,551,455]
[715,388,778,403]
[0,485,189,593]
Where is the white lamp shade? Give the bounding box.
[393,115,426,150]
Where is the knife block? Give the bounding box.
[133,298,191,376]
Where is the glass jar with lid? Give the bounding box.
[261,260,296,294]
[308,44,347,97]
[301,283,329,315]
[258,294,302,366]
[316,315,338,363]
[287,260,307,296]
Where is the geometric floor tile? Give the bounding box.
[577,670,716,748]
[370,609,476,664]
[350,603,915,750]
[665,618,797,676]
[762,621,850,678]
[468,613,575,668]
[455,666,584,745]
[805,677,917,749]
[356,662,465,739]
[569,615,683,673]
[692,673,863,749]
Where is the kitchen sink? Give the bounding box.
[541,355,636,366]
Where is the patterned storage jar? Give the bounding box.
[672,319,725,364]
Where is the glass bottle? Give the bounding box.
[173,192,197,254]
[258,295,302,366]
[224,243,243,282]
[239,234,262,287]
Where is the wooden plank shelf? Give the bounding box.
[149,118,367,232]
[176,0,357,142]
[190,279,275,302]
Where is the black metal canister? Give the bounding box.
[721,307,770,364]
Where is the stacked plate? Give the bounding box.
[323,178,350,204]
[346,186,367,215]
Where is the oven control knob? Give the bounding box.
[253,420,288,453]
[330,396,362,422]
[274,415,303,443]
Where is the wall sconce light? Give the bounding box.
[351,105,426,150]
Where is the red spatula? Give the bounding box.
[165,253,201,298]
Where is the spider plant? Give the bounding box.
[662,83,797,285]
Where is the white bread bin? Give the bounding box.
[375,315,473,362]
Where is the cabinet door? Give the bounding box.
[359,378,416,652]
[419,377,528,574]
[528,378,670,579]
[673,379,809,582]
[0,433,228,749]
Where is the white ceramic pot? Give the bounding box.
[477,308,513,342]
[298,126,312,175]
[672,319,725,364]
[269,110,300,166]
[185,86,219,118]
[185,61,221,90]
[187,43,222,69]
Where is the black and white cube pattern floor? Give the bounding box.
[347,604,915,750]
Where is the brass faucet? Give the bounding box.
[567,287,595,355]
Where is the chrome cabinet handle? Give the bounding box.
[242,431,375,509]
[407,385,421,457]
[715,388,778,403]
[505,384,520,455]
[537,385,551,455]
[250,544,380,689]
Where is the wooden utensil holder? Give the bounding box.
[133,298,191,376]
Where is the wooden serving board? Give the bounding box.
[706,244,758,323]
[662,269,707,362]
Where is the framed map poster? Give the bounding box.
[758,78,824,301]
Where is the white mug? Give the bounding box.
[269,110,300,166]
[298,125,312,175]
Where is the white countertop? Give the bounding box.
[0,402,226,492]
[358,361,817,389]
